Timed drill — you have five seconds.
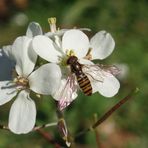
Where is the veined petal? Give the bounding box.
[32,35,62,63]
[8,90,36,134]
[0,81,17,105]
[90,31,115,60]
[26,22,43,38]
[62,29,89,59]
[91,72,120,97]
[29,63,62,95]
[12,36,37,77]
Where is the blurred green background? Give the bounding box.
[0,0,148,147]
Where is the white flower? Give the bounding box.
[45,17,91,38]
[3,22,43,58]
[32,29,120,110]
[0,24,61,134]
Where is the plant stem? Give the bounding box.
[75,88,139,139]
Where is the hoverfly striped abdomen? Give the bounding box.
[67,56,92,96]
[77,74,92,96]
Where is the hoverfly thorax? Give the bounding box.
[67,56,82,75]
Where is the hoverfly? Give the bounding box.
[58,50,120,111]
[67,56,92,96]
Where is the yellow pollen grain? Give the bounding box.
[16,77,28,87]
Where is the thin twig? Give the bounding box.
[37,129,62,148]
[93,114,103,148]
[75,88,139,139]
[0,122,57,131]
[0,123,61,147]
[33,122,57,131]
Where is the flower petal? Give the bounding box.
[0,81,17,105]
[62,29,89,58]
[32,35,62,63]
[8,90,36,134]
[12,36,37,77]
[26,22,43,38]
[91,72,120,97]
[29,63,62,95]
[0,49,2,56]
[79,58,94,65]
[90,31,115,60]
[2,45,13,59]
[45,29,69,37]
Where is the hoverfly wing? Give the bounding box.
[96,64,120,76]
[58,74,78,111]
[83,64,120,77]
[82,64,104,82]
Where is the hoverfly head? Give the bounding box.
[67,56,78,65]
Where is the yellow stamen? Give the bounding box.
[84,48,92,60]
[66,49,75,57]
[36,94,41,98]
[48,17,57,33]
[48,17,56,24]
[15,76,28,87]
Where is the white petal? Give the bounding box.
[9,90,36,134]
[12,36,37,77]
[0,49,2,56]
[29,63,62,95]
[90,31,115,60]
[26,22,43,38]
[45,29,68,37]
[32,35,62,63]
[2,45,13,59]
[79,58,94,65]
[62,29,89,59]
[91,72,120,97]
[0,81,17,105]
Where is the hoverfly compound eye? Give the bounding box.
[67,56,78,65]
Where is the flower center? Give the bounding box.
[66,49,76,57]
[59,49,76,66]
[14,76,29,89]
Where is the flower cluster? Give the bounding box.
[0,17,120,134]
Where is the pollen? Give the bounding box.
[59,55,69,66]
[15,76,29,88]
[48,17,56,24]
[66,49,76,57]
[84,48,92,60]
